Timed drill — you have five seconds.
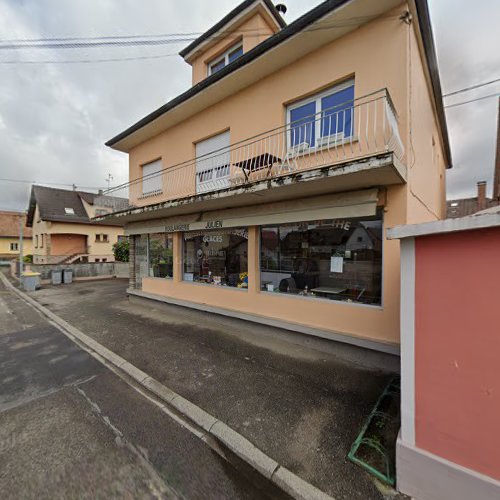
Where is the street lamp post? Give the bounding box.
[19,212,24,278]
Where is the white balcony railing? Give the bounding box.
[99,88,404,212]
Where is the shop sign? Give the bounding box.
[204,220,223,229]
[165,223,191,232]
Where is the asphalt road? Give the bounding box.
[0,274,274,499]
[27,278,403,500]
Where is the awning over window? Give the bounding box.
[126,188,379,235]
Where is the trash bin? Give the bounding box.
[51,269,62,285]
[63,268,73,284]
[22,272,41,292]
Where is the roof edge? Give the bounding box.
[106,0,351,149]
[387,212,500,239]
[413,0,452,169]
[179,0,286,59]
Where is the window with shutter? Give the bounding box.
[195,131,231,194]
[142,159,163,195]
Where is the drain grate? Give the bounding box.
[347,377,401,486]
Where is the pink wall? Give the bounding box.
[414,228,500,480]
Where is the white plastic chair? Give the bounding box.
[278,142,309,175]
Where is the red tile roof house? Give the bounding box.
[447,98,500,218]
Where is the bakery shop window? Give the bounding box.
[260,212,382,305]
[183,228,248,288]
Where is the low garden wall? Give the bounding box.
[27,261,129,281]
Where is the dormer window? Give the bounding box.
[64,207,75,215]
[208,43,243,76]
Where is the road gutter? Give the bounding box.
[0,272,333,500]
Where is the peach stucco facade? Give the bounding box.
[188,10,278,86]
[109,0,449,350]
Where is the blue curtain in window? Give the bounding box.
[321,85,354,139]
[289,101,316,147]
[228,46,243,63]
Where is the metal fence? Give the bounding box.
[99,88,404,212]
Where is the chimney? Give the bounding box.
[493,98,500,200]
[477,181,487,211]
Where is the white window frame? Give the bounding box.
[208,43,243,76]
[286,79,355,150]
[10,242,19,251]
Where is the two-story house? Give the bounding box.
[27,185,127,264]
[103,0,451,353]
[0,211,33,261]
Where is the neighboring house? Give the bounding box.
[447,98,500,218]
[0,211,33,261]
[26,185,126,264]
[447,180,500,218]
[104,0,450,352]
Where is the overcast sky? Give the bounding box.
[0,0,499,212]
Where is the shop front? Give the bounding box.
[126,189,400,353]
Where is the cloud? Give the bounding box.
[0,0,499,212]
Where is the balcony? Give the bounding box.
[99,89,406,219]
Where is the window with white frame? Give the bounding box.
[10,242,19,251]
[208,43,243,76]
[142,159,163,196]
[286,80,355,150]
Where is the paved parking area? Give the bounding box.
[31,278,401,499]
[0,274,272,499]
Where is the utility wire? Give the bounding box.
[0,178,107,190]
[0,52,179,65]
[0,31,205,43]
[443,77,500,98]
[0,12,401,52]
[0,15,400,65]
[444,92,500,109]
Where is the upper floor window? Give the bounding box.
[142,159,163,196]
[208,43,243,76]
[10,242,19,251]
[286,80,355,149]
[195,130,231,193]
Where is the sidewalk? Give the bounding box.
[27,278,400,499]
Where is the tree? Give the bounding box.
[113,239,129,262]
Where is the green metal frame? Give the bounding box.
[347,377,400,486]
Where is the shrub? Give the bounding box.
[113,239,129,262]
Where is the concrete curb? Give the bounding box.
[0,273,334,500]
